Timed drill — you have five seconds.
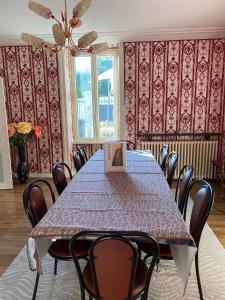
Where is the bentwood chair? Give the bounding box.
[52,162,73,195]
[175,164,193,220]
[73,151,85,172]
[23,179,90,300]
[69,231,159,300]
[119,139,136,150]
[78,146,88,164]
[212,159,225,199]
[126,140,136,150]
[164,151,178,187]
[140,179,214,300]
[158,144,169,171]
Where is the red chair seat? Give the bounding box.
[83,258,148,297]
[49,239,90,259]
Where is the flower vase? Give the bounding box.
[17,144,29,183]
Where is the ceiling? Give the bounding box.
[1,0,225,45]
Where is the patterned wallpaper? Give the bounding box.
[0,46,63,174]
[1,40,225,176]
[124,40,225,147]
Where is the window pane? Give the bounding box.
[97,55,115,139]
[75,56,93,139]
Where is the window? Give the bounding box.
[73,49,119,143]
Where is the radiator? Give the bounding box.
[138,141,218,179]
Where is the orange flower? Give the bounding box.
[8,124,15,137]
[33,126,41,138]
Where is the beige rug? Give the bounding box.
[0,202,225,299]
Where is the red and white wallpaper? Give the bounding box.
[124,40,225,152]
[0,46,63,174]
[1,40,225,175]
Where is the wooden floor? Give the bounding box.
[0,178,224,275]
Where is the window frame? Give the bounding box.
[72,48,120,144]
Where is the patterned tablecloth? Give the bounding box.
[31,150,195,247]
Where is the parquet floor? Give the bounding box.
[0,178,224,275]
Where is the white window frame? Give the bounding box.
[72,49,120,144]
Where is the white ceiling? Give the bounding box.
[1,0,225,45]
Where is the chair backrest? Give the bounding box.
[189,179,214,248]
[118,140,136,150]
[158,144,169,171]
[23,179,55,228]
[73,151,84,172]
[52,162,73,195]
[219,159,225,191]
[126,140,135,150]
[78,146,88,163]
[165,151,178,187]
[175,164,193,217]
[70,231,159,300]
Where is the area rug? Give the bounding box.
[0,205,225,299]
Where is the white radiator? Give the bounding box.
[138,141,218,179]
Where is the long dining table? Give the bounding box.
[30,149,196,290]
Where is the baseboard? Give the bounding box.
[28,173,52,178]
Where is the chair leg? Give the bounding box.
[32,271,40,300]
[183,196,188,222]
[54,258,58,275]
[195,252,203,300]
[156,257,160,272]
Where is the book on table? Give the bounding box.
[104,141,126,172]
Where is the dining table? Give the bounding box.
[30,149,196,291]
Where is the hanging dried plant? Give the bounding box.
[73,0,92,18]
[52,24,66,46]
[43,42,58,53]
[21,33,44,49]
[70,17,82,29]
[22,0,108,56]
[78,31,98,48]
[28,1,52,19]
[70,46,81,56]
[89,42,108,54]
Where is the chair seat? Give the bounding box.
[49,239,90,259]
[83,258,148,297]
[139,242,172,259]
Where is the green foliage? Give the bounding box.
[97,56,112,75]
[75,55,113,98]
[9,132,33,146]
[97,56,113,97]
[98,80,111,97]
[76,70,91,98]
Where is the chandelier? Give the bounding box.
[21,0,108,56]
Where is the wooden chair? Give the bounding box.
[212,159,225,199]
[175,164,193,220]
[158,144,169,171]
[73,151,85,172]
[23,179,90,300]
[164,151,178,187]
[118,139,136,150]
[78,146,88,163]
[140,179,214,300]
[52,162,73,195]
[69,231,159,300]
[220,160,225,199]
[126,140,136,150]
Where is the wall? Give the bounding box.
[124,39,225,155]
[1,40,224,175]
[0,46,63,174]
